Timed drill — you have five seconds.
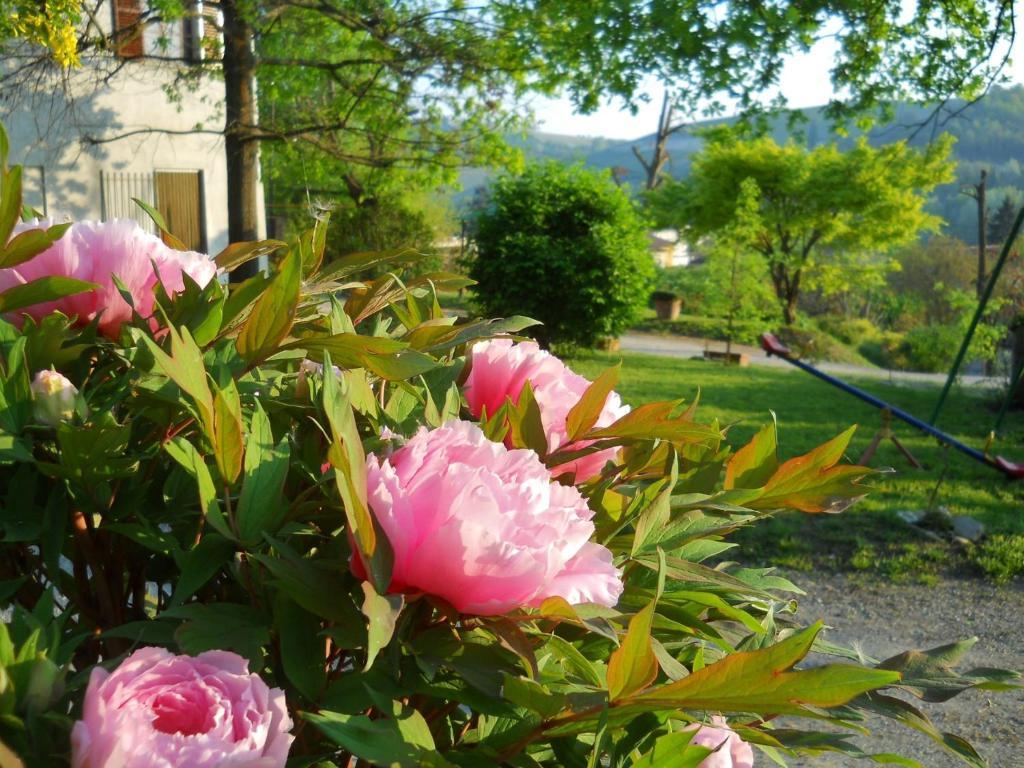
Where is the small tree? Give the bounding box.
[649,134,954,324]
[989,194,1021,245]
[470,163,654,348]
[706,178,776,354]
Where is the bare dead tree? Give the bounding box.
[631,91,691,190]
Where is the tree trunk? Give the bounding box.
[769,263,801,325]
[221,0,262,281]
[631,91,675,190]
[783,294,798,326]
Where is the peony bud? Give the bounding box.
[31,369,81,427]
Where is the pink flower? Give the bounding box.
[463,339,630,482]
[685,716,754,768]
[0,220,217,338]
[356,420,622,615]
[71,647,293,768]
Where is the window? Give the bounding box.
[100,169,206,251]
[100,171,157,233]
[183,2,222,62]
[154,170,206,252]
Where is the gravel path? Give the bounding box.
[619,333,1002,389]
[779,571,1024,767]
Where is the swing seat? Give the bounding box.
[994,456,1024,480]
[760,332,792,358]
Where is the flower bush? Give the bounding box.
[0,127,1017,767]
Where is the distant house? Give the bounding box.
[1,1,264,254]
[648,228,692,268]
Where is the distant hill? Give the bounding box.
[462,85,1024,244]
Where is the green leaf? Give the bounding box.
[585,400,721,445]
[221,272,272,330]
[544,634,603,688]
[274,593,327,702]
[169,535,235,608]
[141,324,214,430]
[724,417,779,490]
[164,437,234,541]
[167,603,269,668]
[607,599,658,700]
[306,703,454,768]
[854,693,984,767]
[213,239,287,271]
[235,401,291,543]
[405,315,539,353]
[0,223,71,269]
[361,581,403,671]
[288,334,438,381]
[751,426,870,513]
[104,521,180,555]
[323,355,392,592]
[501,675,567,718]
[0,166,23,245]
[877,638,1021,702]
[132,197,188,250]
[631,731,710,768]
[627,623,900,715]
[509,381,548,458]
[316,247,421,282]
[252,537,363,635]
[211,380,244,485]
[566,363,620,442]
[236,247,302,363]
[0,276,96,314]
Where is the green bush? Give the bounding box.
[893,320,1004,373]
[469,162,655,347]
[814,317,906,368]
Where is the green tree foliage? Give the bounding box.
[888,236,979,327]
[470,163,654,348]
[704,178,778,326]
[988,194,1021,245]
[648,134,954,324]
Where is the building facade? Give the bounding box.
[1,0,265,254]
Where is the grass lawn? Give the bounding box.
[566,349,1024,584]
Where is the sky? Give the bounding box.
[530,17,1024,140]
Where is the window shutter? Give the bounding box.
[114,0,144,58]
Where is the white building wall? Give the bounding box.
[1,2,266,255]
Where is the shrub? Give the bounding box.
[469,162,655,347]
[0,132,1014,767]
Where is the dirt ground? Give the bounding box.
[779,571,1024,767]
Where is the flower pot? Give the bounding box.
[652,295,681,320]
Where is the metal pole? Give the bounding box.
[776,351,996,468]
[929,205,1024,426]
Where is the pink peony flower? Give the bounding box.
[0,220,217,338]
[463,339,630,482]
[685,716,754,768]
[71,647,293,768]
[356,420,623,615]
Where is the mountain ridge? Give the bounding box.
[472,85,1024,244]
